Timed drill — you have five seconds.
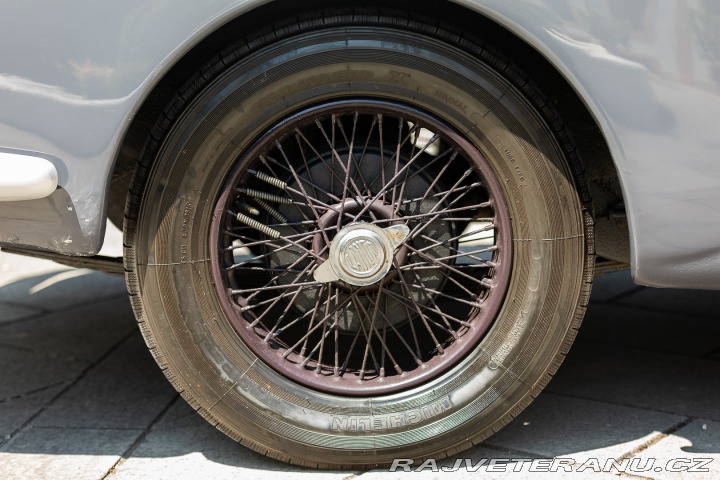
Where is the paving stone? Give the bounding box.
[0,251,66,288]
[3,226,719,479]
[106,401,354,480]
[547,342,720,422]
[578,303,720,356]
[33,333,176,429]
[0,295,136,363]
[619,287,720,319]
[0,302,42,324]
[0,266,125,313]
[629,419,720,480]
[485,393,685,462]
[0,386,63,439]
[0,345,85,400]
[0,427,140,480]
[589,271,640,302]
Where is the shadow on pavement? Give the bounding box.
[0,265,718,477]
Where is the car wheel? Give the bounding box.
[124,8,594,468]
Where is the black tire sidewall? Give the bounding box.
[132,26,588,466]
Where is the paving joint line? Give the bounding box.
[0,381,68,406]
[102,394,181,479]
[0,328,138,448]
[0,292,130,329]
[30,426,149,431]
[0,299,49,313]
[0,323,137,365]
[615,417,695,461]
[589,417,698,480]
[0,342,43,354]
[540,390,708,422]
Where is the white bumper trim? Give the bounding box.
[0,152,59,201]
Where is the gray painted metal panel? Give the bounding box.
[0,0,266,254]
[455,0,720,288]
[0,0,718,288]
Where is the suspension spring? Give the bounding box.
[253,198,288,223]
[235,212,280,238]
[239,188,292,204]
[248,169,287,189]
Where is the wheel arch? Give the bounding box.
[108,0,627,266]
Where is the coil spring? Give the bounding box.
[248,169,287,189]
[253,198,287,223]
[235,212,280,238]
[239,188,292,205]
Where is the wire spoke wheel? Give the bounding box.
[210,101,511,395]
[125,9,593,468]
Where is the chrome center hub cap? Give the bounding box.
[338,231,385,278]
[314,223,409,286]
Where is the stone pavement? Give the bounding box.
[0,230,718,479]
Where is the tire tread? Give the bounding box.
[123,6,595,469]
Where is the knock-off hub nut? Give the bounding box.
[313,223,410,286]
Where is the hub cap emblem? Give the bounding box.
[314,223,409,286]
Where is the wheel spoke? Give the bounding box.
[394,268,445,354]
[211,101,511,394]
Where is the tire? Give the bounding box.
[124,8,594,468]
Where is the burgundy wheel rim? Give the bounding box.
[209,100,512,396]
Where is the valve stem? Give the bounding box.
[235,200,260,216]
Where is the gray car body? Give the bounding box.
[0,0,718,289]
